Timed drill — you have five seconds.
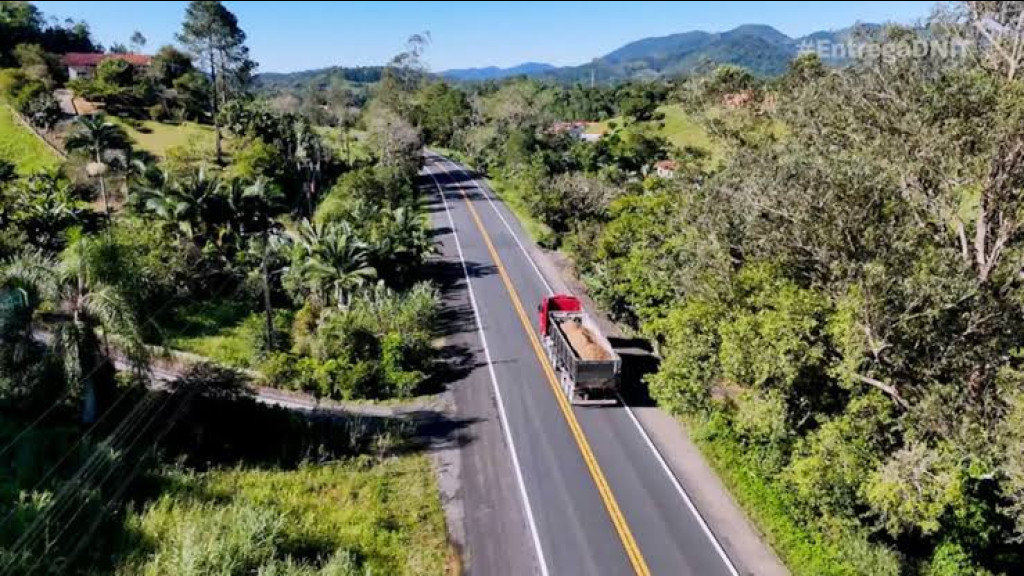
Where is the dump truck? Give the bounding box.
[539,294,620,406]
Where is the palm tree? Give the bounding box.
[369,206,434,284]
[0,240,148,423]
[221,177,284,238]
[109,154,153,210]
[226,177,285,351]
[141,169,222,242]
[293,121,324,217]
[64,114,130,222]
[288,220,377,309]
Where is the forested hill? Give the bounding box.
[254,65,386,91]
[262,23,869,87]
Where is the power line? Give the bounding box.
[0,392,168,574]
[23,388,193,576]
[0,378,142,532]
[61,389,198,573]
[0,273,241,467]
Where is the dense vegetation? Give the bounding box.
[0,1,449,574]
[396,3,1024,574]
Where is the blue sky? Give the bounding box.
[35,1,936,72]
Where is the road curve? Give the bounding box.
[422,153,739,576]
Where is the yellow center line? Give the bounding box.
[454,182,652,576]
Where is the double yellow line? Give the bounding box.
[453,179,652,576]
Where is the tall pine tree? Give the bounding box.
[178,1,255,164]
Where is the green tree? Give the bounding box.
[149,44,195,87]
[285,220,377,310]
[171,70,212,122]
[64,114,130,222]
[414,81,470,146]
[0,240,148,422]
[178,0,255,164]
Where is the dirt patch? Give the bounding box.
[559,318,611,361]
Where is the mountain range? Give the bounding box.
[440,24,866,82]
[438,62,557,81]
[256,23,869,90]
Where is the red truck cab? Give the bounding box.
[539,294,582,336]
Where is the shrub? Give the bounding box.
[9,79,46,114]
[268,283,440,401]
[21,91,61,130]
[924,540,992,576]
[147,103,167,122]
[380,332,423,398]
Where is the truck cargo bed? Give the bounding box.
[558,317,612,361]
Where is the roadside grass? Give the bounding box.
[109,117,216,159]
[0,101,61,175]
[486,176,556,248]
[117,455,450,575]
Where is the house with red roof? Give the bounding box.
[654,159,679,178]
[63,53,153,80]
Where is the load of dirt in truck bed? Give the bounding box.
[559,318,611,361]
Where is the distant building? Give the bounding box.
[63,53,153,80]
[550,121,607,142]
[654,159,679,178]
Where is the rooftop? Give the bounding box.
[63,52,153,67]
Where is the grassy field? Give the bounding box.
[161,300,260,369]
[169,323,258,369]
[657,104,720,158]
[0,103,61,174]
[117,455,451,575]
[110,118,216,159]
[588,104,723,165]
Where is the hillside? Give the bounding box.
[546,24,860,82]
[0,101,61,174]
[254,65,386,92]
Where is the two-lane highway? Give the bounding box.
[423,153,739,576]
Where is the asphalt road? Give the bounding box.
[422,154,739,576]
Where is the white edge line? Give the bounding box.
[617,400,741,576]
[434,153,741,576]
[444,162,555,295]
[425,163,551,576]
